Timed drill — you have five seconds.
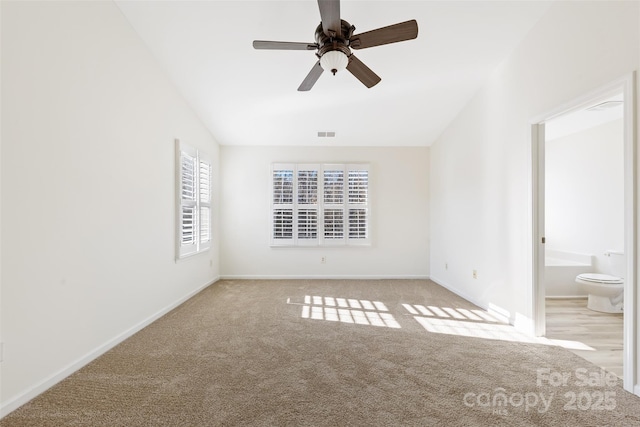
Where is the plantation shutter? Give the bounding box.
[270,163,369,247]
[322,165,345,244]
[198,155,212,251]
[178,143,198,257]
[177,140,212,259]
[347,164,369,244]
[271,164,294,245]
[296,165,319,245]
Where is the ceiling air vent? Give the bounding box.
[317,131,336,137]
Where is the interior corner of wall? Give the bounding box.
[513,312,535,336]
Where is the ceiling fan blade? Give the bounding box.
[318,0,341,37]
[298,61,324,91]
[346,55,381,88]
[253,40,318,50]
[350,19,418,50]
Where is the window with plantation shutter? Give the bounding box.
[323,169,344,204]
[273,209,293,239]
[180,152,197,247]
[176,140,212,259]
[270,163,369,246]
[199,159,212,244]
[322,165,345,243]
[297,168,318,242]
[298,209,318,239]
[323,208,344,239]
[347,167,369,240]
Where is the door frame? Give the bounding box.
[531,72,637,393]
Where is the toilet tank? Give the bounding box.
[607,250,625,278]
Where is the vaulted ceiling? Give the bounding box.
[116,1,553,146]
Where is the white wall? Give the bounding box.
[220,146,429,279]
[546,119,624,274]
[1,1,220,415]
[429,1,638,328]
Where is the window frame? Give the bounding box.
[176,139,212,260]
[270,163,370,247]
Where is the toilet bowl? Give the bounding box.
[575,273,623,313]
[576,250,624,313]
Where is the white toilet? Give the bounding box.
[575,251,624,313]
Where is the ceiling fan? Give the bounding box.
[253,0,418,91]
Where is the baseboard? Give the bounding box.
[0,276,219,419]
[634,384,640,397]
[219,275,430,280]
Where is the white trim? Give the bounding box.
[220,275,430,280]
[530,72,637,395]
[532,122,546,337]
[623,72,638,396]
[529,76,634,124]
[0,278,219,419]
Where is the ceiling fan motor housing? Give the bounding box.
[315,20,355,71]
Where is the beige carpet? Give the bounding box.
[3,279,640,426]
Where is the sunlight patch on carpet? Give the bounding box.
[403,305,596,351]
[413,316,543,343]
[291,296,595,351]
[402,303,501,323]
[300,295,401,328]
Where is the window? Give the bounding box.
[176,139,212,259]
[270,163,370,246]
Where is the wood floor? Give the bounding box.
[545,298,623,378]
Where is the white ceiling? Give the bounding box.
[115,1,553,147]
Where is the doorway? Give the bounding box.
[531,73,636,393]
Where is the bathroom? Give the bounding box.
[544,93,624,376]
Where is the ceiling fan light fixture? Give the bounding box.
[320,50,348,75]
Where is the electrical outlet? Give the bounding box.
[445,263,448,270]
[473,270,478,279]
[321,256,326,264]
